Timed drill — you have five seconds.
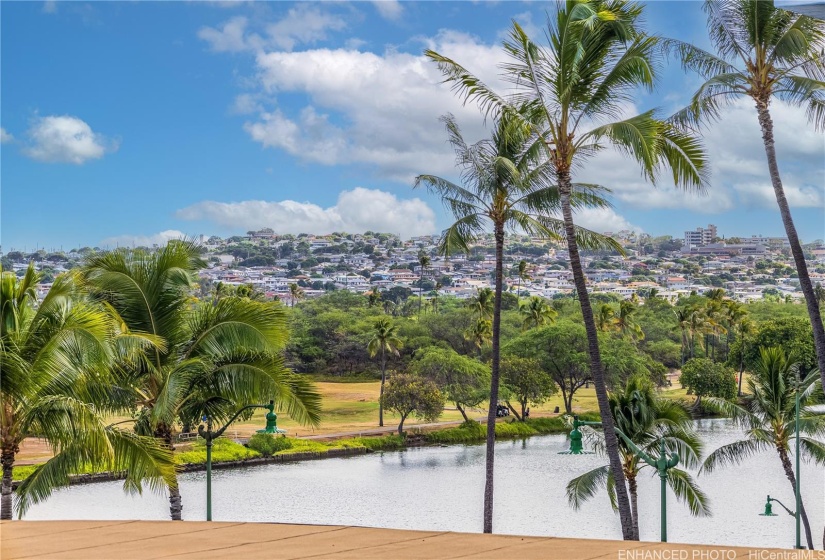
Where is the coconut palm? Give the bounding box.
[567,375,709,540]
[367,317,403,428]
[615,300,645,342]
[288,283,304,308]
[415,109,616,533]
[597,304,617,333]
[674,307,692,366]
[418,254,431,316]
[516,260,530,298]
[519,296,557,330]
[464,318,493,359]
[702,347,824,549]
[82,242,321,520]
[466,287,495,321]
[671,0,825,392]
[426,0,708,539]
[1,265,176,519]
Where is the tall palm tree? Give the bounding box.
[82,242,320,520]
[415,110,616,533]
[615,300,645,342]
[516,259,530,298]
[567,375,709,540]
[432,281,443,314]
[367,317,403,428]
[418,254,431,316]
[674,307,692,366]
[426,0,707,539]
[464,318,493,359]
[672,0,825,392]
[466,287,495,321]
[597,303,617,333]
[702,347,824,549]
[288,283,304,308]
[1,266,175,519]
[519,296,557,330]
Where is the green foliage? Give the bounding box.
[729,318,817,374]
[347,435,406,451]
[176,438,261,465]
[381,374,445,433]
[409,347,490,419]
[247,434,293,455]
[499,355,556,419]
[680,358,737,401]
[424,416,571,444]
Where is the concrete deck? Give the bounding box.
[0,520,792,559]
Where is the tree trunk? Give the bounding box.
[456,403,469,423]
[398,414,407,436]
[506,401,522,421]
[155,423,182,521]
[628,472,640,541]
[738,341,746,397]
[379,350,386,428]
[778,446,814,549]
[559,175,635,541]
[1,445,15,520]
[482,222,505,534]
[756,101,825,395]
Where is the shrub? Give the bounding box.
[247,433,293,455]
[176,438,260,465]
[347,435,405,451]
[680,358,737,403]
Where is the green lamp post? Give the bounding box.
[759,368,803,549]
[197,400,285,521]
[561,416,679,542]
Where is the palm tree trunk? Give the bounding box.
[559,177,635,541]
[628,472,640,541]
[379,350,386,428]
[1,445,15,520]
[419,267,424,316]
[778,447,814,549]
[738,341,746,397]
[482,221,505,534]
[756,101,825,393]
[155,423,182,521]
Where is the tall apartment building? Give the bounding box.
[684,224,717,248]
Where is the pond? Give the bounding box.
[24,419,824,548]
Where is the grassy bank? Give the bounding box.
[424,414,602,445]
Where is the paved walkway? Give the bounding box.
[0,521,791,559]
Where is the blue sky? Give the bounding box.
[2,0,823,251]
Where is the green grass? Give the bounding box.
[12,464,39,481]
[175,438,261,465]
[423,417,578,444]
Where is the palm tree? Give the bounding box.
[418,254,430,316]
[702,347,824,549]
[426,0,707,539]
[672,0,825,392]
[516,259,530,298]
[367,317,403,428]
[431,281,443,314]
[674,307,691,366]
[1,266,175,519]
[597,304,617,333]
[615,300,644,342]
[367,290,381,309]
[415,109,615,533]
[82,242,320,520]
[519,296,557,330]
[567,375,709,540]
[288,283,304,308]
[466,287,495,321]
[464,318,493,359]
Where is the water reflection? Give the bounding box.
[24,419,823,548]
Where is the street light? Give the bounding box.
[759,368,803,549]
[561,415,679,542]
[197,400,285,521]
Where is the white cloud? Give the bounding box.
[372,0,403,21]
[176,187,436,238]
[198,5,346,53]
[569,207,642,234]
[242,31,504,181]
[0,128,13,144]
[101,230,186,248]
[24,115,116,164]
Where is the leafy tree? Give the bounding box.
[729,317,817,374]
[673,0,825,393]
[82,242,321,520]
[680,358,737,407]
[503,321,590,414]
[1,266,176,519]
[367,317,403,427]
[500,356,556,420]
[567,375,708,540]
[426,1,707,538]
[381,374,445,435]
[519,296,557,331]
[703,347,825,549]
[410,347,490,422]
